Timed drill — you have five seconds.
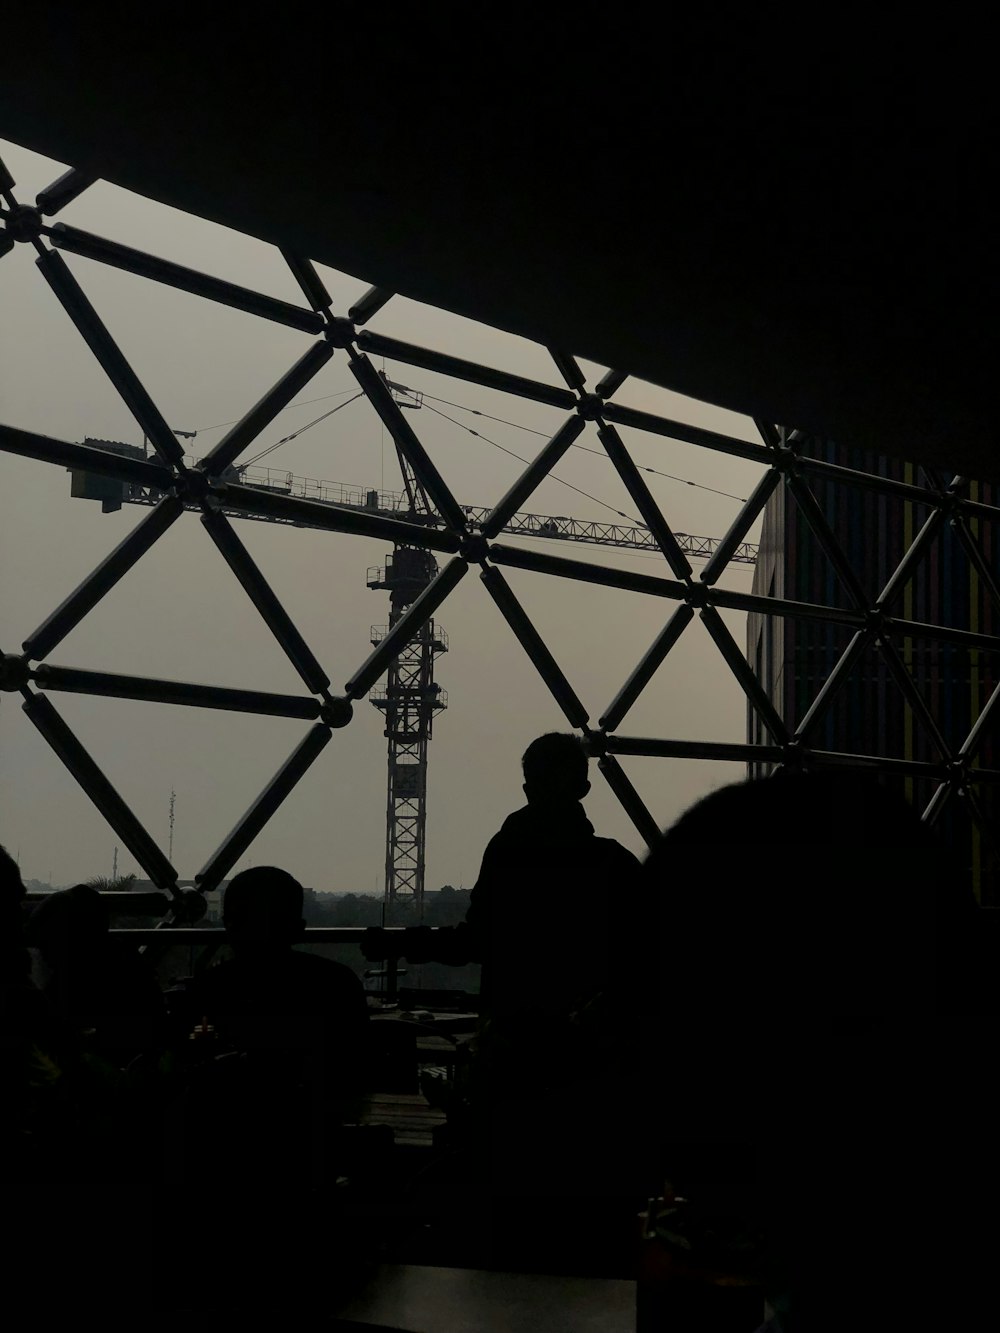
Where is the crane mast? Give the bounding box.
[367,392,446,918]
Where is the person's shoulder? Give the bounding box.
[594,837,642,870]
[490,807,531,843]
[290,950,365,991]
[186,956,237,1003]
[474,808,529,872]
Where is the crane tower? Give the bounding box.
[367,373,447,919]
[368,548,447,919]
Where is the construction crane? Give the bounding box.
[67,395,758,918]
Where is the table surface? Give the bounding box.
[333,1264,636,1333]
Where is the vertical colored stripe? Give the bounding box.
[903,461,914,805]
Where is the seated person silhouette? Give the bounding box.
[630,770,995,1333]
[24,883,167,1068]
[179,867,370,1144]
[2,852,155,1308]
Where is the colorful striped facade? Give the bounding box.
[747,441,1000,904]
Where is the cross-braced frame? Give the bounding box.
[3,156,1000,923]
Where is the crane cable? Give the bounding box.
[193,375,748,507]
[397,388,749,503]
[239,393,365,469]
[192,388,362,434]
[410,397,647,526]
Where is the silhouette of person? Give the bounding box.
[1,842,30,982]
[632,770,998,1332]
[178,866,370,1143]
[1,848,85,1172]
[161,867,373,1309]
[2,849,157,1307]
[464,732,641,1036]
[406,736,643,1273]
[24,883,167,1068]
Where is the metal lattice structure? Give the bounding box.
[368,551,449,913]
[3,157,1000,923]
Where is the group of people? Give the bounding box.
[2,732,998,1325]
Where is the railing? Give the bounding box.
[106,925,475,1004]
[370,624,449,652]
[369,685,448,708]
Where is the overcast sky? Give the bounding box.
[1,137,768,893]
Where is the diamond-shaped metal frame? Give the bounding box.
[3,157,1000,923]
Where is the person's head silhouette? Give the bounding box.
[25,884,109,970]
[1,842,24,910]
[521,733,591,808]
[222,866,305,955]
[1,843,29,979]
[642,770,951,1024]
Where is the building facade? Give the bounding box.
[747,439,1000,904]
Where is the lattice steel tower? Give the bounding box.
[367,374,447,918]
[368,550,447,918]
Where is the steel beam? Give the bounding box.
[806,747,946,778]
[754,419,781,449]
[595,367,628,400]
[881,616,1000,654]
[959,784,1000,865]
[22,497,184,661]
[202,341,334,475]
[50,224,324,332]
[488,541,687,600]
[36,168,98,215]
[196,724,332,890]
[35,249,184,467]
[600,605,695,731]
[951,513,1000,615]
[957,494,1000,524]
[601,401,773,465]
[793,452,944,509]
[959,679,1000,763]
[700,468,782,586]
[281,250,333,312]
[200,509,331,694]
[482,415,585,536]
[21,691,178,889]
[33,663,321,719]
[0,424,172,488]
[548,348,587,391]
[708,586,865,628]
[875,638,952,762]
[346,558,467,698]
[875,509,945,612]
[784,472,868,610]
[793,630,871,741]
[348,286,394,324]
[480,566,589,727]
[700,602,790,744]
[596,754,661,848]
[597,422,693,579]
[922,781,956,827]
[357,330,577,409]
[607,734,784,764]
[349,354,468,531]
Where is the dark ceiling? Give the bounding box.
[1,10,995,479]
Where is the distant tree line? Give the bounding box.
[304,886,472,929]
